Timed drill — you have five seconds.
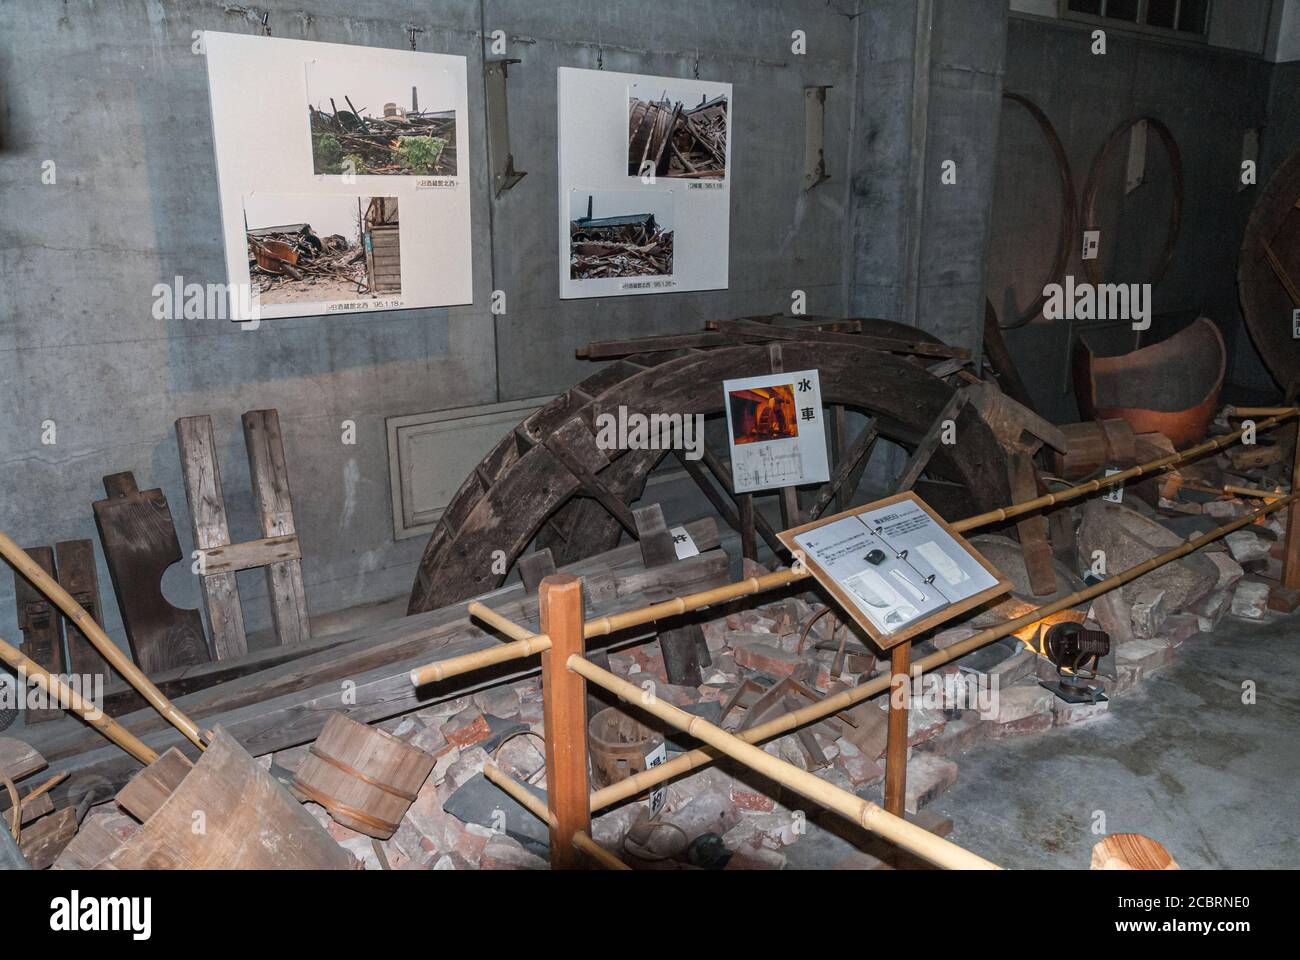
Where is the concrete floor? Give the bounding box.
[939,612,1300,869]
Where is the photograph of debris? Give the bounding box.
[627,83,728,179]
[306,56,457,176]
[243,194,401,305]
[6,0,1300,931]
[569,190,674,279]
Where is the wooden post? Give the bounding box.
[883,642,911,817]
[538,573,591,869]
[1276,423,1300,611]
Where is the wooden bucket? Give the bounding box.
[292,712,435,840]
[588,706,665,791]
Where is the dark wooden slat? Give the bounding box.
[894,391,969,493]
[12,546,62,723]
[699,446,785,558]
[543,419,637,535]
[53,540,109,679]
[92,473,210,674]
[710,318,970,360]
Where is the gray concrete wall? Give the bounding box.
[0,0,857,654]
[987,14,1279,422]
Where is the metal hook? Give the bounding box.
[597,46,604,70]
[260,11,270,36]
[408,26,423,51]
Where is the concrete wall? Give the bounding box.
[0,0,857,653]
[987,14,1279,421]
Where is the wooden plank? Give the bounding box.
[198,534,301,576]
[116,746,194,823]
[51,817,120,870]
[809,419,878,520]
[1282,423,1300,597]
[243,410,311,646]
[12,546,62,723]
[0,738,45,782]
[175,417,248,660]
[539,574,590,869]
[53,540,109,678]
[1008,452,1058,596]
[710,317,971,360]
[19,806,78,870]
[894,390,969,493]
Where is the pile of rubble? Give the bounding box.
[247,227,367,293]
[309,100,456,176]
[569,224,674,280]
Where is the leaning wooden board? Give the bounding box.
[92,472,211,674]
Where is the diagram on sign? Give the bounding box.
[723,370,829,494]
[779,493,1010,648]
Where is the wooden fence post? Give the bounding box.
[538,573,591,869]
[1274,423,1300,612]
[883,642,911,817]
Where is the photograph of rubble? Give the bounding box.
[244,194,401,306]
[569,190,674,280]
[306,59,457,176]
[627,82,728,179]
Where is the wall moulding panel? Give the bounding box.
[386,397,553,540]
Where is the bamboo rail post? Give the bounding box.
[0,531,206,751]
[0,635,158,765]
[538,574,591,870]
[883,642,911,817]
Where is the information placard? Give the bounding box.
[778,493,1010,650]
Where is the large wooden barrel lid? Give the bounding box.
[1239,147,1300,392]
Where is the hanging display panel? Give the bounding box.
[558,67,731,299]
[723,369,829,493]
[205,32,472,320]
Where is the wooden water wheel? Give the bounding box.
[1239,147,1300,393]
[408,317,1014,614]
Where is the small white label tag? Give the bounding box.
[646,742,668,814]
[1103,467,1124,503]
[669,526,699,560]
[1082,230,1101,260]
[1292,309,1300,340]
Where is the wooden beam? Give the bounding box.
[710,317,970,360]
[175,417,248,660]
[883,643,911,818]
[243,410,311,646]
[894,391,969,493]
[197,535,301,577]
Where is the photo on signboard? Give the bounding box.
[244,193,401,307]
[627,81,728,180]
[722,369,828,494]
[306,57,457,176]
[727,384,799,445]
[569,189,674,280]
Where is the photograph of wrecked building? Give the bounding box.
[627,86,727,179]
[307,64,457,176]
[569,192,673,279]
[245,195,401,305]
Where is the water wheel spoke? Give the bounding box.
[809,418,879,521]
[895,390,969,493]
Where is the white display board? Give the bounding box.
[557,67,731,299]
[205,32,472,320]
[723,369,829,493]
[779,494,1011,650]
